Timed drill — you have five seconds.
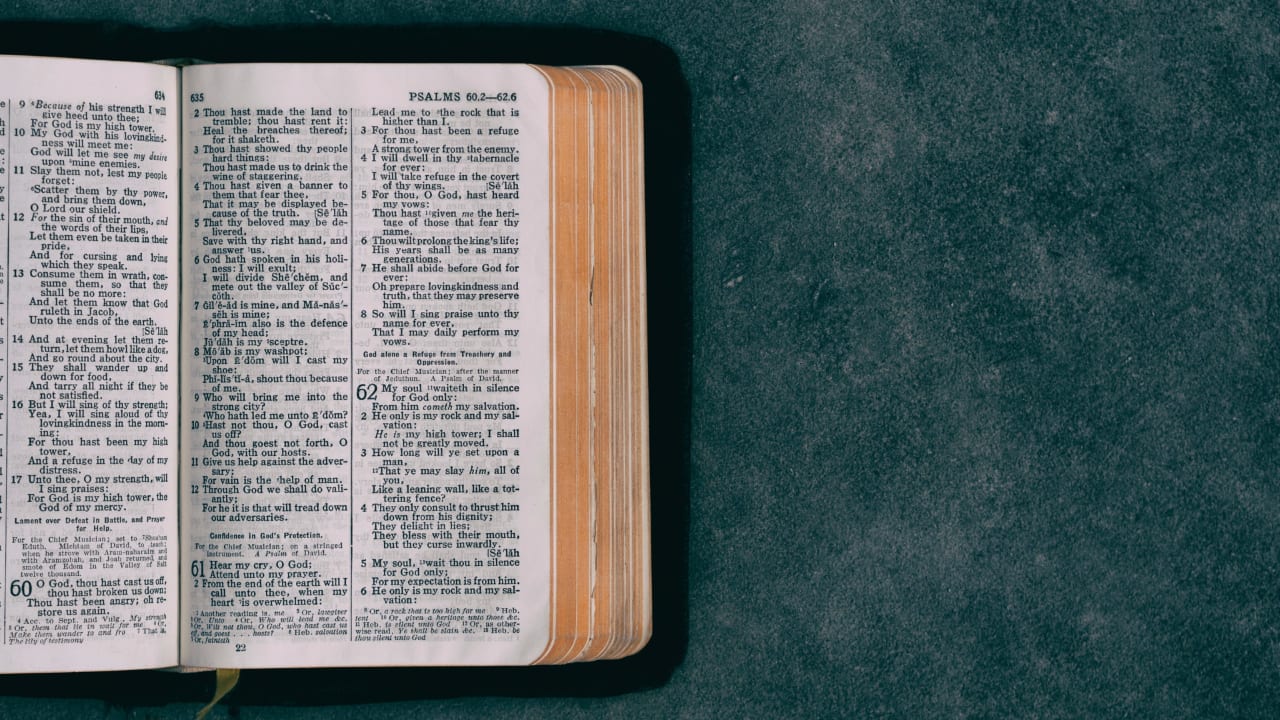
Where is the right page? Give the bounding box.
[180,64,551,668]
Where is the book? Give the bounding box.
[0,55,649,673]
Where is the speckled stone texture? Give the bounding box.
[2,3,1280,718]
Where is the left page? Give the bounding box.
[0,56,181,673]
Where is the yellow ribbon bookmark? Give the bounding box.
[194,668,241,720]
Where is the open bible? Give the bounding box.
[0,55,648,672]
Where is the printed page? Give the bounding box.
[180,64,551,668]
[0,56,181,673]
